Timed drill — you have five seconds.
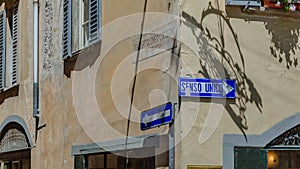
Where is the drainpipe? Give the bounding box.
[33,0,39,119]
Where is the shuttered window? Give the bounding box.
[0,11,6,90]
[234,147,268,169]
[62,0,101,59]
[0,1,19,91]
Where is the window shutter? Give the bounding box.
[0,11,6,90]
[62,0,72,59]
[226,0,261,7]
[234,147,267,169]
[12,3,18,85]
[88,0,101,43]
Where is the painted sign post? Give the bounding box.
[179,77,236,98]
[140,102,175,169]
[140,102,173,131]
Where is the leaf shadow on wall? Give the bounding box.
[182,1,263,140]
[264,18,300,69]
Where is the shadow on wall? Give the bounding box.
[182,1,263,140]
[265,18,300,69]
[225,6,300,69]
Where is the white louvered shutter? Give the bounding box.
[88,0,101,43]
[62,0,72,59]
[12,3,18,85]
[0,11,6,90]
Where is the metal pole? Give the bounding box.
[169,124,175,169]
[169,103,176,169]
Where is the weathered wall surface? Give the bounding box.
[0,0,35,152]
[180,0,300,168]
[4,0,299,168]
[31,0,178,169]
[0,0,179,168]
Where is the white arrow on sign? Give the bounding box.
[142,109,171,126]
[221,81,234,96]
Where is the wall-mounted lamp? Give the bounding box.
[268,151,279,168]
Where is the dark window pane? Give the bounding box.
[107,154,117,169]
[75,156,86,169]
[234,147,268,169]
[87,154,104,169]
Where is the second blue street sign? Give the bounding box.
[140,102,173,131]
[179,77,236,98]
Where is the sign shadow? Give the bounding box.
[182,1,263,140]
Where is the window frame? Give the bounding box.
[62,0,102,59]
[0,0,19,92]
[74,152,155,169]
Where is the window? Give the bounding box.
[264,0,300,11]
[0,124,31,169]
[0,0,18,91]
[226,0,300,11]
[62,0,101,59]
[234,147,268,169]
[74,153,155,169]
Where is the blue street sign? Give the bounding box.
[179,77,236,98]
[140,102,173,131]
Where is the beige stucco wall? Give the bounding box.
[180,0,300,168]
[0,0,35,152]
[0,0,178,168]
[32,0,177,169]
[1,0,299,168]
[0,0,178,169]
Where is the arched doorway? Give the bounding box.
[231,125,300,169]
[0,122,31,169]
[266,125,300,169]
[223,112,300,169]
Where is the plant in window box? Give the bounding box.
[264,0,300,11]
[277,0,299,11]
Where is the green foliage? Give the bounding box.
[277,0,298,11]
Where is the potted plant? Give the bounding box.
[264,0,300,11]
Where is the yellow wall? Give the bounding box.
[180,0,300,167]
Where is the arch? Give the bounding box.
[0,127,29,152]
[266,124,300,147]
[0,115,33,147]
[223,112,300,169]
